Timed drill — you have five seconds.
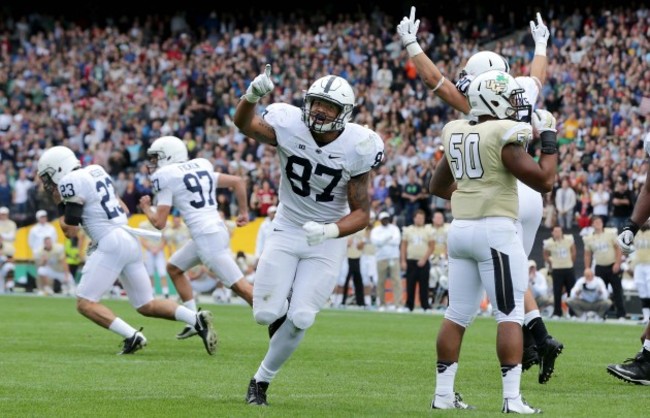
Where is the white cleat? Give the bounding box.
[502,395,542,414]
[431,392,475,410]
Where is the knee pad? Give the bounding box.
[289,311,316,330]
[255,311,279,326]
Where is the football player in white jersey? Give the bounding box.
[428,71,558,413]
[234,66,384,405]
[397,6,562,385]
[139,135,252,341]
[37,146,217,356]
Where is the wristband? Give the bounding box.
[241,94,260,104]
[57,202,66,217]
[534,43,547,56]
[323,223,340,239]
[405,41,423,57]
[623,219,640,236]
[539,131,557,155]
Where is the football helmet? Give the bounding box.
[146,136,188,172]
[460,51,510,79]
[38,146,81,189]
[467,70,531,121]
[302,75,355,133]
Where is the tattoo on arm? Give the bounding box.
[348,172,370,212]
[251,118,278,146]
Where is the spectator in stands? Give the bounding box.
[590,183,611,227]
[610,180,634,232]
[566,268,611,321]
[371,211,402,311]
[28,210,58,258]
[0,207,17,243]
[555,178,577,230]
[0,174,12,209]
[13,169,33,215]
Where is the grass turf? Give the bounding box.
[0,295,647,417]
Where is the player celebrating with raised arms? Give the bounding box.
[234,65,384,405]
[37,146,215,355]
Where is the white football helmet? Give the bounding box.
[467,70,531,121]
[146,136,188,172]
[460,51,510,79]
[302,75,355,133]
[38,146,81,188]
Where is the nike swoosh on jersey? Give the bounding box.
[328,155,341,159]
[273,228,284,232]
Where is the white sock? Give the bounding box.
[162,286,169,296]
[254,318,305,383]
[364,295,371,306]
[523,309,541,326]
[175,305,198,325]
[183,299,197,312]
[644,339,650,352]
[643,308,650,322]
[109,318,138,338]
[501,364,522,399]
[435,362,458,397]
[333,293,343,306]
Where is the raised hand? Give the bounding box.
[396,6,422,57]
[530,12,549,55]
[242,64,274,103]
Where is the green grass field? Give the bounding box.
[0,295,647,417]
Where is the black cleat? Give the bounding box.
[522,344,540,372]
[607,349,650,385]
[538,336,563,383]
[268,314,287,339]
[118,327,147,355]
[195,310,218,355]
[246,378,269,406]
[176,325,198,340]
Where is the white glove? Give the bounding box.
[302,221,339,246]
[618,230,636,255]
[396,6,422,57]
[242,64,274,103]
[530,12,549,56]
[532,109,556,132]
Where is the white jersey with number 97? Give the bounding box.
[58,165,127,242]
[263,103,385,227]
[151,158,223,237]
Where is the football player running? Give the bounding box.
[397,6,563,385]
[234,65,384,406]
[140,135,252,343]
[429,71,558,413]
[37,146,216,355]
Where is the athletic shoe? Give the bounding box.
[522,344,539,372]
[431,392,475,410]
[268,314,287,339]
[502,395,542,414]
[195,310,217,355]
[606,349,650,385]
[246,378,269,406]
[118,328,147,355]
[176,325,198,340]
[538,336,563,384]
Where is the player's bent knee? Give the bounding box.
[255,311,279,326]
[290,311,315,330]
[167,263,182,276]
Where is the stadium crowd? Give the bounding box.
[1,5,650,318]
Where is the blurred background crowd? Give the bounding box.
[1,4,649,231]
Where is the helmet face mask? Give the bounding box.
[302,75,355,133]
[467,70,531,122]
[37,146,81,190]
[146,136,188,173]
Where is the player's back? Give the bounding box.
[263,103,384,227]
[442,118,531,220]
[152,158,222,237]
[59,165,127,242]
